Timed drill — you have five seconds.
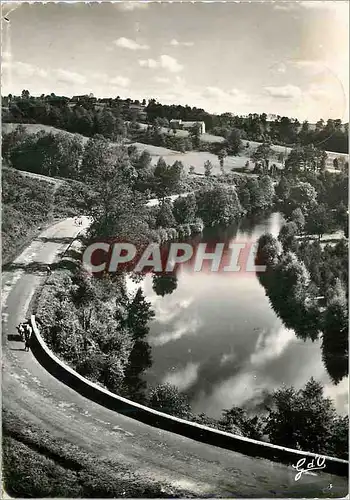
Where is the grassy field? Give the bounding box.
[132,141,282,174]
[134,122,226,143]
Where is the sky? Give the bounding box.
[1,0,349,122]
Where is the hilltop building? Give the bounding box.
[170,119,206,134]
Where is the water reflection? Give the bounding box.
[127,212,348,417]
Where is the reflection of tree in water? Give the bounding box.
[152,273,178,297]
[256,243,348,384]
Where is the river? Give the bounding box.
[127,212,348,418]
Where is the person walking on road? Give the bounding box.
[24,323,32,351]
[16,323,25,342]
[46,264,52,276]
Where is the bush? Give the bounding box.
[177,223,191,238]
[189,218,204,234]
[148,383,191,418]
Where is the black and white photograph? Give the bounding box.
[1,1,349,497]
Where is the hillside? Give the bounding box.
[2,167,87,265]
[3,123,348,177]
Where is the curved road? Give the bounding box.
[2,217,348,498]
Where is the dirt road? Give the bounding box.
[2,218,348,497]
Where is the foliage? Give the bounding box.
[219,406,264,440]
[305,203,331,239]
[152,273,178,296]
[322,279,348,384]
[148,383,192,418]
[9,129,83,179]
[153,158,183,199]
[156,200,177,228]
[173,194,197,224]
[196,184,242,226]
[278,222,299,250]
[264,378,342,456]
[289,208,305,231]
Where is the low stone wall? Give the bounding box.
[30,315,348,477]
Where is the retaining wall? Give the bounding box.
[30,315,349,477]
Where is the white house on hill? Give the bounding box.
[170,119,206,134]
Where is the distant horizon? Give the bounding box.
[2,1,349,123]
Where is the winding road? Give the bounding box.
[2,217,348,498]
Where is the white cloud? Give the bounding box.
[139,55,183,73]
[220,352,236,366]
[139,58,158,68]
[114,37,149,50]
[204,86,227,98]
[264,84,302,99]
[55,68,86,85]
[151,317,200,347]
[6,61,48,79]
[110,75,130,87]
[250,327,295,367]
[170,39,194,47]
[154,76,170,84]
[116,2,149,11]
[160,55,183,73]
[163,362,200,392]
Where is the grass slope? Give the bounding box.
[2,409,194,498]
[2,167,88,265]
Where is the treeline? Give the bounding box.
[3,92,348,153]
[138,100,349,153]
[148,378,348,460]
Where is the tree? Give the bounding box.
[289,182,317,212]
[334,201,348,237]
[275,176,291,202]
[196,184,242,227]
[153,158,183,200]
[290,208,305,231]
[305,204,331,239]
[148,383,191,418]
[226,128,242,155]
[278,222,299,250]
[256,233,281,267]
[80,135,113,182]
[204,160,213,178]
[152,273,178,296]
[156,200,176,228]
[265,378,337,455]
[322,279,348,385]
[219,406,264,440]
[258,175,275,209]
[173,194,197,224]
[2,125,29,161]
[252,142,273,173]
[189,123,201,149]
[217,148,227,172]
[125,288,155,340]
